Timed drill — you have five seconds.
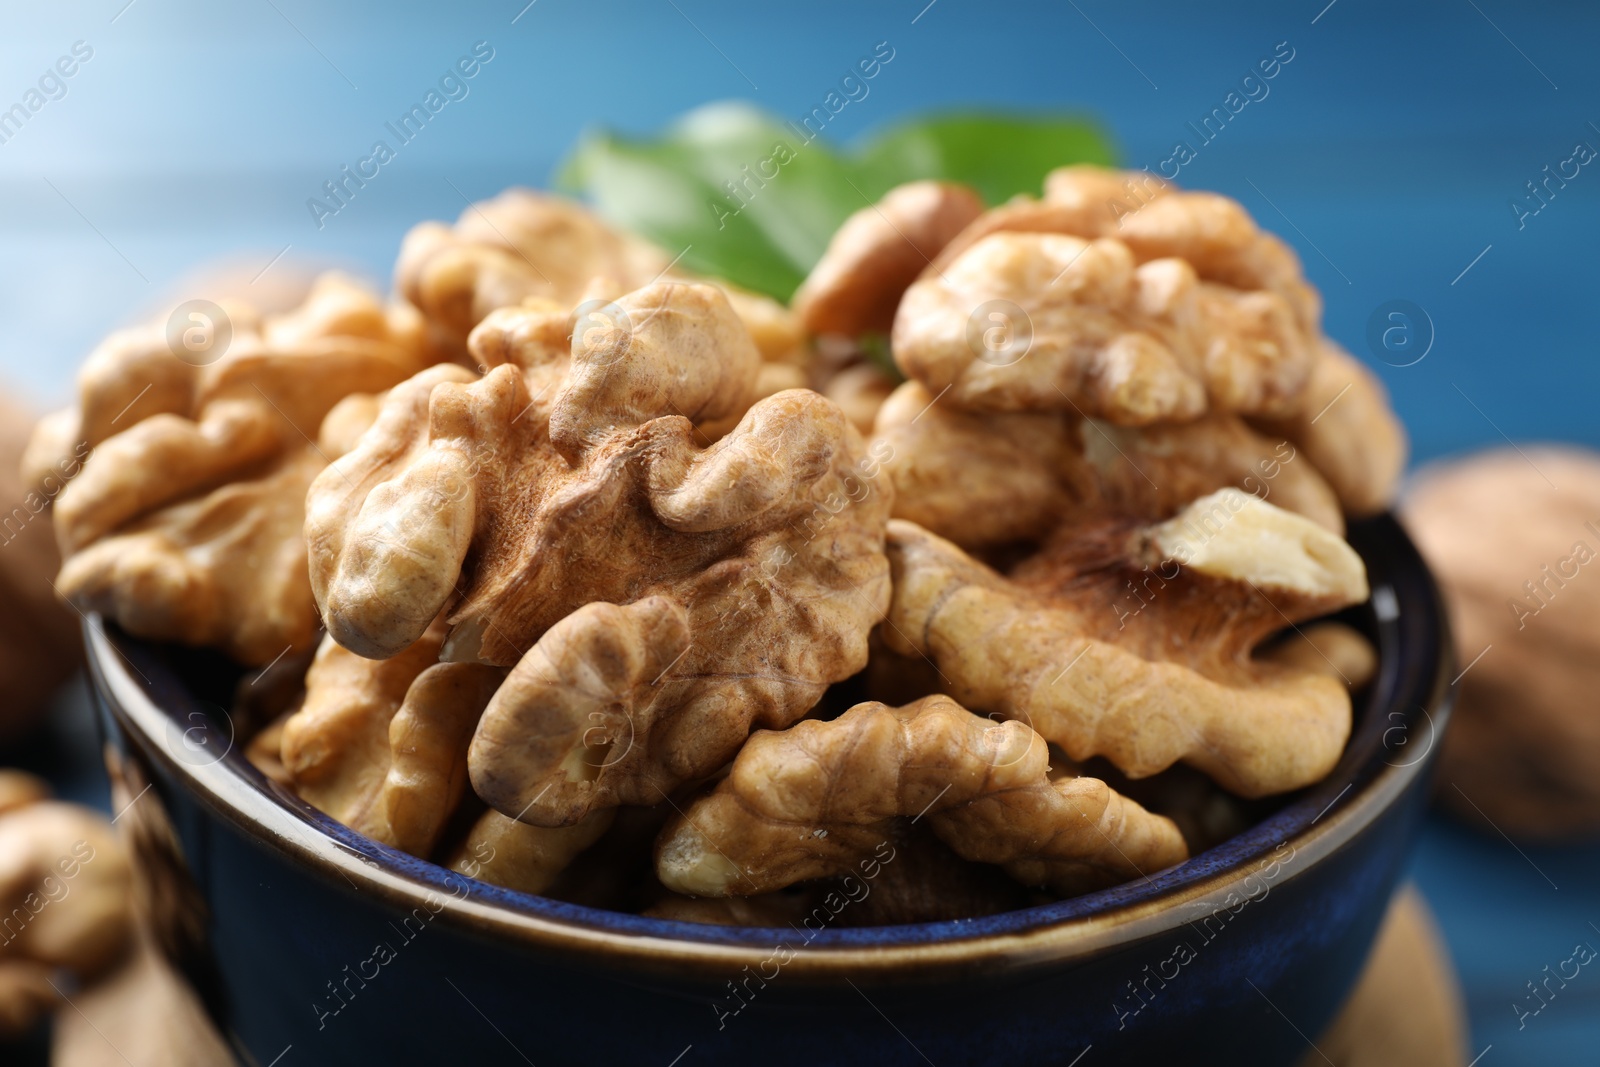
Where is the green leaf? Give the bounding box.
[852,112,1118,208]
[555,102,1115,301]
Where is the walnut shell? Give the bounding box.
[0,773,134,1037]
[1403,446,1600,838]
[0,399,81,740]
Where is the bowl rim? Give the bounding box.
[87,512,1454,983]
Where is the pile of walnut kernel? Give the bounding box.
[31,168,1407,925]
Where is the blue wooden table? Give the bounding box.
[2,1,1597,1061]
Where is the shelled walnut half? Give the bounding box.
[885,490,1369,798]
[307,281,893,828]
[37,273,436,664]
[656,695,1187,897]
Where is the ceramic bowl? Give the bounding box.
[87,512,1452,1067]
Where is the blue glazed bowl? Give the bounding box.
[87,512,1451,1067]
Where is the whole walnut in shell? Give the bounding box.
[1404,447,1600,838]
[0,772,134,1038]
[0,398,81,741]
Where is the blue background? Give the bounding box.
[2,0,1597,1061]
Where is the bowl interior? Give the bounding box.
[91,512,1450,952]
